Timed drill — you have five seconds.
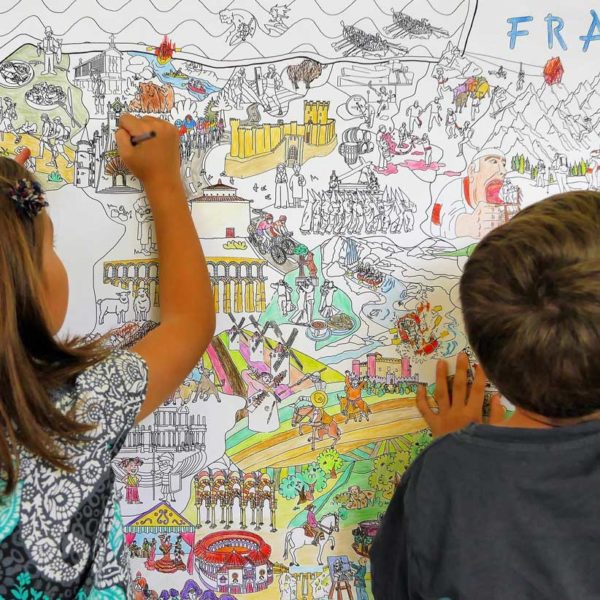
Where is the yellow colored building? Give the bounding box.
[225,101,337,178]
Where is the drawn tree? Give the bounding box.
[204,98,218,125]
[531,165,538,181]
[301,462,328,499]
[368,450,411,504]
[213,92,231,122]
[368,455,395,505]
[408,429,433,462]
[279,473,306,503]
[318,448,343,478]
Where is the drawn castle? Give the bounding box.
[122,404,207,452]
[352,352,415,383]
[225,101,337,178]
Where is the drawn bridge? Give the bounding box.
[103,256,267,314]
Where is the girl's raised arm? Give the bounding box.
[116,114,215,422]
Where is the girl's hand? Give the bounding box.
[115,114,180,187]
[416,353,506,437]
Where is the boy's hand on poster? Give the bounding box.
[416,353,506,437]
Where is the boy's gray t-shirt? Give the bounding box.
[371,421,600,600]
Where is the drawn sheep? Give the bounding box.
[97,291,130,325]
[287,59,324,91]
[133,288,151,321]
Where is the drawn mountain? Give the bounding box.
[483,77,600,164]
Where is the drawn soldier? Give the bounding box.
[226,470,244,527]
[243,472,258,526]
[157,453,176,502]
[427,97,443,131]
[457,121,476,157]
[194,470,213,526]
[91,70,106,115]
[210,470,228,527]
[0,98,21,145]
[229,67,246,109]
[48,116,73,168]
[405,100,422,133]
[535,159,547,188]
[37,26,62,75]
[445,108,457,139]
[257,472,277,532]
[271,279,294,315]
[262,64,283,115]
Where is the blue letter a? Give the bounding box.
[580,9,600,52]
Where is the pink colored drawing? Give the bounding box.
[373,163,399,175]
[400,160,446,172]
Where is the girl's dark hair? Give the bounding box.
[461,191,600,419]
[0,158,108,494]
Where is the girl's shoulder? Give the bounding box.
[72,349,149,450]
[75,349,148,397]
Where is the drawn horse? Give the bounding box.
[338,394,371,423]
[283,513,339,566]
[291,406,341,446]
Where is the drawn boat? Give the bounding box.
[165,68,188,80]
[187,79,206,94]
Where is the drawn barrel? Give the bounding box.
[342,128,371,144]
[338,142,358,165]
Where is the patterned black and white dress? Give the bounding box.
[0,350,148,599]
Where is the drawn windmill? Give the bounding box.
[227,312,249,351]
[270,322,304,383]
[248,315,275,362]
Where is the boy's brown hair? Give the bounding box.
[461,191,600,419]
[0,158,108,494]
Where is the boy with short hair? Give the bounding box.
[371,191,600,599]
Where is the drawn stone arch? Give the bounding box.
[149,263,158,278]
[217,263,227,277]
[229,264,238,278]
[240,263,249,278]
[129,264,139,278]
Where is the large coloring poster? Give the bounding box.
[2,0,598,597]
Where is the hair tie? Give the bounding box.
[8,179,48,219]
